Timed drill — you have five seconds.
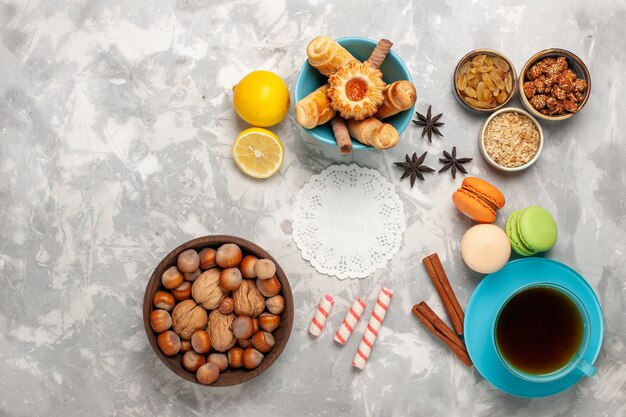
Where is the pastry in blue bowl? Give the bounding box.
[294,36,415,152]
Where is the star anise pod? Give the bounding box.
[412,105,444,142]
[394,152,435,187]
[438,146,472,179]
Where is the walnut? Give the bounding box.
[192,268,227,310]
[232,279,265,317]
[208,310,236,352]
[171,299,207,339]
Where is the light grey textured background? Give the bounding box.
[0,0,624,416]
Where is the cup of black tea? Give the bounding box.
[494,283,596,382]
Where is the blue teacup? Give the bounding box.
[493,283,596,383]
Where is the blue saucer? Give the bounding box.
[464,258,603,398]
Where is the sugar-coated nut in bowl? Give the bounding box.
[143,235,293,387]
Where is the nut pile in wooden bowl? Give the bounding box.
[145,237,292,386]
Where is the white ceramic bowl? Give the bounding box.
[479,107,544,172]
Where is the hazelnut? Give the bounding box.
[171,299,208,339]
[153,291,175,311]
[207,353,229,372]
[157,331,181,356]
[192,268,226,310]
[227,347,244,368]
[162,266,183,289]
[198,247,217,270]
[254,259,276,280]
[252,318,259,334]
[258,313,281,333]
[182,350,206,372]
[219,268,242,291]
[177,249,200,273]
[208,309,236,352]
[256,276,281,297]
[251,331,275,353]
[266,295,285,315]
[232,316,254,340]
[233,279,265,317]
[243,347,264,369]
[150,309,173,333]
[196,362,219,385]
[219,297,235,314]
[240,255,258,278]
[180,339,192,352]
[237,338,250,348]
[184,268,202,282]
[215,243,242,268]
[171,281,192,301]
[191,330,212,354]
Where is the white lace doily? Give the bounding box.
[291,164,405,279]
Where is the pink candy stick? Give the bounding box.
[308,294,334,337]
[352,287,393,369]
[334,297,366,345]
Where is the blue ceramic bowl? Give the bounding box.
[294,37,414,150]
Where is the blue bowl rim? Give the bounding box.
[294,36,414,150]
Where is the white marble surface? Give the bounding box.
[0,0,625,416]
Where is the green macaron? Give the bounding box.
[505,210,536,256]
[517,206,558,253]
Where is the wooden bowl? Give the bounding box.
[518,48,591,121]
[143,235,294,386]
[453,49,518,113]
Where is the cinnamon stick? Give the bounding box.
[427,253,465,325]
[422,254,463,335]
[412,303,473,367]
[415,302,465,351]
[367,39,393,69]
[330,115,352,154]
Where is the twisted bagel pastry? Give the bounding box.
[295,84,335,129]
[347,117,399,150]
[375,80,417,119]
[328,61,386,120]
[307,36,358,77]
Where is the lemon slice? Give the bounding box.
[232,128,284,179]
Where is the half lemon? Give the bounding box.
[231,128,284,179]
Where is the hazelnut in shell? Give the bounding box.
[196,362,220,385]
[171,281,192,301]
[232,316,254,340]
[153,291,175,311]
[254,259,276,280]
[192,268,226,310]
[258,313,281,333]
[243,347,264,369]
[180,339,192,352]
[191,330,212,354]
[251,331,275,353]
[252,318,260,334]
[265,295,285,315]
[233,279,265,317]
[237,338,250,348]
[215,243,242,268]
[184,268,202,282]
[171,299,208,339]
[177,249,200,273]
[162,266,183,289]
[228,347,244,368]
[219,297,235,314]
[207,353,229,372]
[182,350,206,372]
[208,310,236,352]
[199,247,217,270]
[256,276,281,297]
[150,309,173,333]
[157,331,181,356]
[239,255,258,279]
[219,268,242,291]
